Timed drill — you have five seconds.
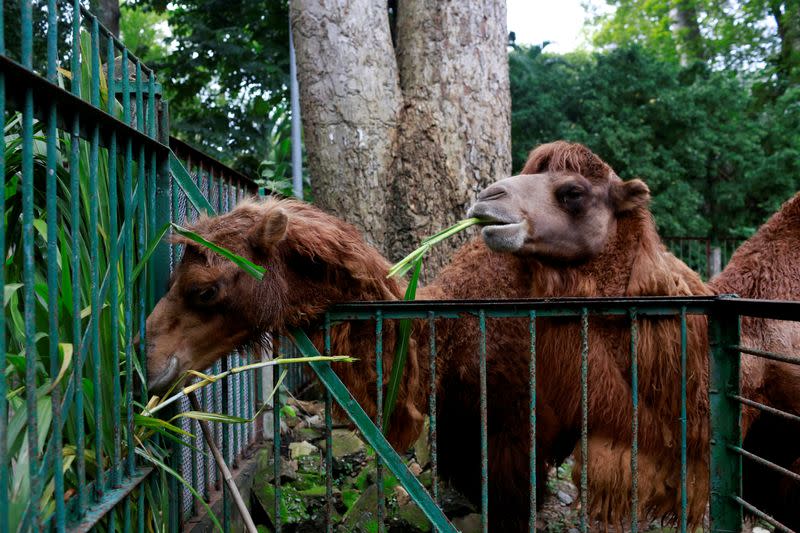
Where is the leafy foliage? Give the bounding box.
[130,0,292,176]
[510,45,800,237]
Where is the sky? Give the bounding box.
[506,0,593,54]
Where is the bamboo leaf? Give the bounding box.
[134,414,194,438]
[135,447,223,533]
[3,284,23,307]
[45,343,73,394]
[171,223,266,280]
[383,257,422,432]
[170,411,249,425]
[132,223,171,282]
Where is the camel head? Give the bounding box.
[468,141,650,262]
[144,197,401,393]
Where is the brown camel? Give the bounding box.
[469,142,715,528]
[469,140,800,528]
[144,198,566,531]
[709,190,800,529]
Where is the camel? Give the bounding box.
[144,198,569,531]
[709,190,800,529]
[468,140,800,528]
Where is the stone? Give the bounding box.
[438,485,476,517]
[305,414,323,428]
[753,529,770,533]
[340,484,381,532]
[393,486,410,507]
[324,429,365,459]
[413,417,431,468]
[452,513,482,533]
[295,427,323,442]
[408,461,423,477]
[289,441,319,459]
[394,501,432,532]
[557,489,574,506]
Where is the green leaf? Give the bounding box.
[170,223,266,280]
[45,343,73,394]
[135,446,223,532]
[135,414,195,438]
[383,257,422,432]
[170,411,249,425]
[132,223,171,282]
[3,284,23,307]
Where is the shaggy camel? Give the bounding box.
[144,198,567,531]
[470,140,800,528]
[709,191,800,529]
[469,142,715,528]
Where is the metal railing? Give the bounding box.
[663,237,743,279]
[0,1,262,530]
[270,297,800,533]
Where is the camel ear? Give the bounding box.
[611,179,650,213]
[249,208,288,252]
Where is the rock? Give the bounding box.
[567,528,579,533]
[438,485,476,517]
[319,429,365,459]
[413,417,431,468]
[452,513,482,533]
[290,441,319,459]
[340,484,381,532]
[295,427,324,442]
[253,483,310,527]
[394,501,432,532]
[408,461,423,477]
[393,486,410,507]
[306,414,323,428]
[290,398,324,417]
[557,489,574,506]
[753,529,770,533]
[297,453,322,474]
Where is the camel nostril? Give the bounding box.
[477,185,507,202]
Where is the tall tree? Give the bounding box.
[93,0,121,37]
[290,0,511,272]
[588,0,796,81]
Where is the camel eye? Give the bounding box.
[558,185,584,203]
[194,285,218,305]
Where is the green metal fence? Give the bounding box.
[663,237,743,279]
[0,1,263,530]
[272,297,800,533]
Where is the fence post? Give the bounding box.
[708,301,742,532]
[709,246,722,279]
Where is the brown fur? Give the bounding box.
[709,191,800,528]
[513,141,800,528]
[147,197,565,531]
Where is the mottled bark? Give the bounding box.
[95,0,120,37]
[290,0,402,250]
[669,0,704,64]
[771,0,800,83]
[290,0,511,276]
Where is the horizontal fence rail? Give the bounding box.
[259,296,800,533]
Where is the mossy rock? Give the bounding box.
[319,429,365,459]
[392,502,432,532]
[255,484,310,526]
[295,427,324,442]
[340,484,381,533]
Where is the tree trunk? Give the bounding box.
[290,0,511,276]
[669,0,704,65]
[771,0,800,84]
[95,0,121,37]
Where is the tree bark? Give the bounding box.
[770,0,800,84]
[669,0,705,65]
[95,0,121,37]
[290,0,511,276]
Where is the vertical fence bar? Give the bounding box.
[89,15,105,500]
[324,315,333,533]
[375,311,385,532]
[107,33,122,493]
[46,1,66,528]
[580,308,589,533]
[272,335,282,533]
[21,0,41,528]
[528,310,536,532]
[428,312,439,506]
[70,0,87,516]
[708,305,742,532]
[630,308,638,532]
[122,48,136,481]
[0,0,7,527]
[478,310,488,533]
[680,307,688,533]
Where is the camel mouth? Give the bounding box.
[148,355,180,395]
[467,203,519,228]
